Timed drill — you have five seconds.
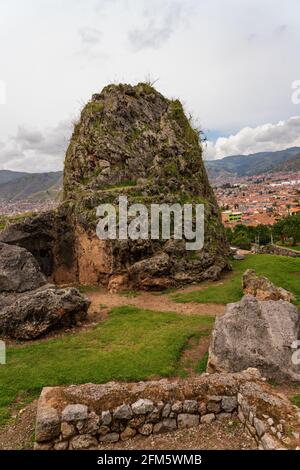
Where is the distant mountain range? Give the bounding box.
[204,147,300,179]
[0,170,62,203]
[0,146,299,204]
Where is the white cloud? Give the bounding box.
[0,80,6,105]
[1,0,300,170]
[0,121,72,172]
[79,27,102,46]
[128,1,185,51]
[204,116,300,160]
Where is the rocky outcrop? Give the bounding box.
[0,285,90,340]
[0,242,46,292]
[34,369,300,450]
[0,83,229,290]
[0,241,90,340]
[0,209,77,284]
[207,295,300,383]
[242,269,295,302]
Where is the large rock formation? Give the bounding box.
[242,269,295,302]
[0,285,89,340]
[0,83,229,290]
[0,242,46,292]
[207,295,300,383]
[0,242,90,340]
[0,208,77,283]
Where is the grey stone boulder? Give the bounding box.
[221,396,237,413]
[178,414,199,429]
[113,404,133,420]
[183,400,198,413]
[132,399,154,415]
[153,418,177,434]
[0,242,46,293]
[62,404,88,422]
[35,406,60,442]
[99,432,119,443]
[200,413,215,424]
[70,434,98,449]
[139,423,153,436]
[207,295,300,383]
[101,410,112,425]
[0,286,90,340]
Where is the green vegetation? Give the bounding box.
[0,306,214,425]
[290,245,300,252]
[0,212,34,231]
[104,180,137,191]
[291,395,300,408]
[226,213,300,249]
[175,335,211,378]
[120,290,140,298]
[79,176,91,185]
[78,285,100,294]
[195,352,209,374]
[168,99,199,148]
[85,101,104,115]
[274,213,300,246]
[226,224,273,248]
[171,254,300,307]
[231,231,251,250]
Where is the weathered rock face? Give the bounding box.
[0,238,90,340]
[242,269,295,302]
[207,295,300,383]
[0,83,229,290]
[0,285,90,340]
[0,209,77,284]
[0,242,46,292]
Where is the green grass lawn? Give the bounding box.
[0,306,214,425]
[275,243,300,252]
[290,246,300,252]
[171,254,300,307]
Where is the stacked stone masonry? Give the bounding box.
[34,369,300,451]
[253,244,300,259]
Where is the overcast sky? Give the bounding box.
[1,0,300,171]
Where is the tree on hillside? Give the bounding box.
[254,224,272,245]
[231,232,251,250]
[274,214,300,246]
[225,227,233,244]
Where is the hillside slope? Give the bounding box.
[0,170,28,185]
[205,147,300,178]
[0,171,62,202]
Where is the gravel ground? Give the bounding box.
[99,416,257,451]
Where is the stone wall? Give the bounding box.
[34,369,300,451]
[253,244,300,258]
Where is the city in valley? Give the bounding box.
[213,170,300,228]
[1,170,299,231]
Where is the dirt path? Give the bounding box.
[87,286,225,320]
